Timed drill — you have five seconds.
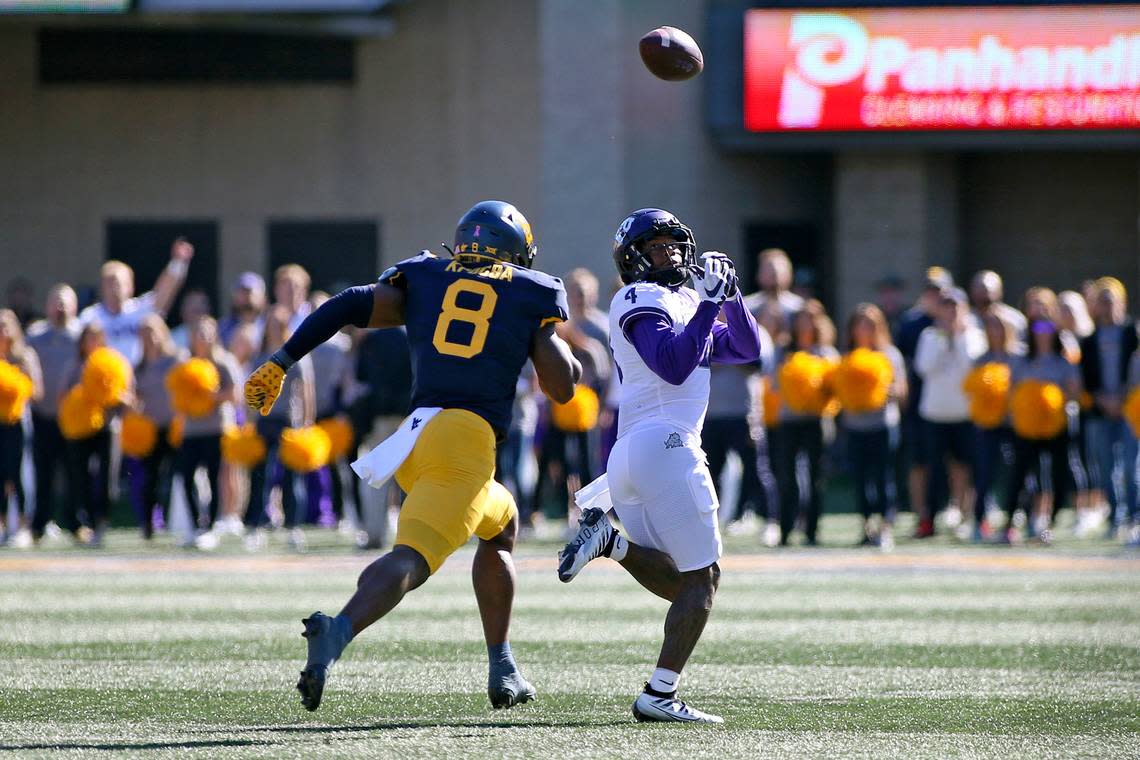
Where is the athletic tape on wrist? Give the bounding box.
[269,349,295,371]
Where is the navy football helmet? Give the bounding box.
[453,200,537,268]
[612,208,696,287]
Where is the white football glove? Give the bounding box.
[694,252,738,305]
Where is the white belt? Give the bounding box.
[350,407,442,489]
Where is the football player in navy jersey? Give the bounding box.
[244,200,581,714]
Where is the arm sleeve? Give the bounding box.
[1128,353,1140,391]
[279,285,375,364]
[913,329,941,378]
[288,357,316,427]
[957,330,985,365]
[708,294,763,365]
[135,291,159,314]
[625,301,719,386]
[890,347,908,400]
[23,348,44,402]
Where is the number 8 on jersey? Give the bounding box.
[433,280,498,358]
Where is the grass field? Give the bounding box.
[3,516,1139,759]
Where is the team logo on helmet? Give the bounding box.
[517,217,534,248]
[615,215,635,244]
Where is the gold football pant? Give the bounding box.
[394,409,516,573]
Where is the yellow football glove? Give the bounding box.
[244,360,286,416]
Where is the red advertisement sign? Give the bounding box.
[743,6,1140,131]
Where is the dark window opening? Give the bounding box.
[267,220,380,295]
[40,27,355,84]
[105,220,219,327]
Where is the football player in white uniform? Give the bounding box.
[558,208,764,723]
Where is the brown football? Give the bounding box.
[638,26,704,81]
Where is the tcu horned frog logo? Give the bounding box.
[615,215,635,244]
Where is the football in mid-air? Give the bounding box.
[638,26,704,81]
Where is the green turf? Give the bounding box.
[2,517,1139,759]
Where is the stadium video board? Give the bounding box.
[0,0,127,10]
[743,5,1140,132]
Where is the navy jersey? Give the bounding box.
[380,252,568,437]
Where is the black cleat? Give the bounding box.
[296,665,327,712]
[296,612,348,712]
[488,670,536,710]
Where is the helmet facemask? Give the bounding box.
[628,227,696,287]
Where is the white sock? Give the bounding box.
[648,667,680,694]
[608,533,628,562]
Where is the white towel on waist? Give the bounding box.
[574,473,612,513]
[350,407,442,489]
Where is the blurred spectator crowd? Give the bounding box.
[0,240,1138,551]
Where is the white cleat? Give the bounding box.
[632,688,724,724]
[216,515,247,537]
[243,529,267,552]
[762,520,781,548]
[287,527,307,553]
[557,508,616,583]
[878,525,895,553]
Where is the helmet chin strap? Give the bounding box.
[646,266,689,288]
[644,250,702,285]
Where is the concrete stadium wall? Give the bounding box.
[0,0,1136,322]
[0,0,542,300]
[0,0,833,307]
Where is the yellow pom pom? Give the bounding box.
[279,425,332,473]
[59,385,105,440]
[550,384,600,433]
[778,352,837,415]
[834,349,893,414]
[0,360,34,424]
[120,412,158,458]
[761,376,781,428]
[1010,380,1066,440]
[962,362,1011,429]
[317,416,355,461]
[167,416,185,448]
[165,359,221,418]
[81,347,131,408]
[1124,388,1140,438]
[221,424,267,468]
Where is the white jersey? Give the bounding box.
[609,282,710,438]
[79,291,158,367]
